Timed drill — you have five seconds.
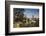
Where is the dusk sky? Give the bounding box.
[24,8,39,19]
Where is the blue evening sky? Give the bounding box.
[24,8,39,18]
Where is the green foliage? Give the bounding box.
[13,8,39,28]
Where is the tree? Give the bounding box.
[14,8,25,22]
